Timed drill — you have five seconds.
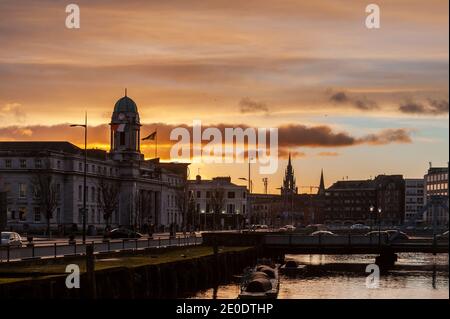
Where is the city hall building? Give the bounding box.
[0,94,188,233]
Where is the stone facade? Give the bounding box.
[0,94,188,233]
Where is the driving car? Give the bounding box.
[0,232,23,247]
[310,230,337,236]
[284,225,295,231]
[106,228,143,239]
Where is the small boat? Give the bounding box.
[279,260,307,275]
[238,264,280,299]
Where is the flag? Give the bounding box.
[142,131,157,141]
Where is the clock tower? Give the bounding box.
[110,91,143,161]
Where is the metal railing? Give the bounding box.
[0,235,202,263]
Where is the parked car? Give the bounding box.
[106,228,143,239]
[350,224,370,230]
[365,230,390,238]
[284,225,296,232]
[386,230,409,241]
[0,232,23,247]
[310,231,336,237]
[436,231,449,240]
[305,224,328,233]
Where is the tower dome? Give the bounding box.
[110,91,142,161]
[114,95,138,113]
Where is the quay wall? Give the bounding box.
[0,247,258,299]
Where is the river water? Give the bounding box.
[191,253,449,299]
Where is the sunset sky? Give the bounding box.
[0,0,448,194]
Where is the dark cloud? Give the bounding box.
[329,91,378,111]
[329,92,349,103]
[239,97,269,114]
[399,99,449,115]
[278,124,355,147]
[0,122,412,162]
[359,129,412,145]
[277,149,306,159]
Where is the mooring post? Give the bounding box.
[433,234,437,256]
[213,239,219,284]
[86,243,96,299]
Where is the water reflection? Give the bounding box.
[190,253,449,299]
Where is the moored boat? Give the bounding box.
[238,264,279,299]
[279,260,307,275]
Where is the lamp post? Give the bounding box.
[369,205,374,232]
[369,205,374,244]
[70,112,87,244]
[201,210,205,231]
[378,207,382,248]
[239,177,252,227]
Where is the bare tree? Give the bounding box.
[174,182,189,234]
[208,187,225,230]
[98,178,120,229]
[134,190,153,232]
[31,161,58,237]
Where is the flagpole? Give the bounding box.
[155,127,158,159]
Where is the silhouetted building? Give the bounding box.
[188,176,247,230]
[404,178,425,224]
[323,175,405,226]
[423,165,448,226]
[0,94,188,233]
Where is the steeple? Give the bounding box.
[318,169,325,195]
[281,152,297,196]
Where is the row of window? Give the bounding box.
[3,182,62,199]
[78,185,102,203]
[192,190,245,199]
[77,207,115,224]
[426,173,448,183]
[195,203,245,214]
[3,158,62,169]
[9,207,61,222]
[1,158,120,176]
[77,162,119,176]
[426,183,448,191]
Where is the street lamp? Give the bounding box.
[70,112,87,244]
[239,176,252,228]
[378,207,382,247]
[369,205,374,245]
[201,210,205,230]
[369,205,374,232]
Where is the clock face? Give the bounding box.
[118,113,125,120]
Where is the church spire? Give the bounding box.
[281,151,297,196]
[318,169,325,195]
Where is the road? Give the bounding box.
[0,235,202,262]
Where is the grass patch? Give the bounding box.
[0,246,251,284]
